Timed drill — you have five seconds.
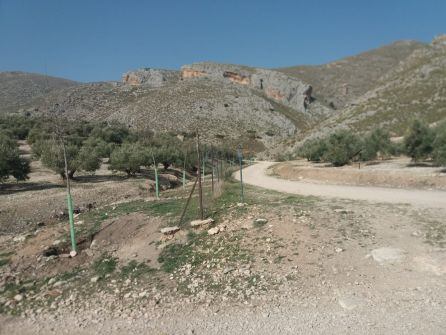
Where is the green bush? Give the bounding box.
[404,120,435,161]
[298,138,328,162]
[109,142,146,176]
[433,122,446,166]
[0,132,30,182]
[39,139,100,179]
[323,130,362,166]
[360,128,393,161]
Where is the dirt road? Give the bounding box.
[236,162,446,208]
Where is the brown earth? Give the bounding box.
[272,158,446,190]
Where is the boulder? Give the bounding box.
[207,227,220,235]
[190,218,214,227]
[160,226,180,235]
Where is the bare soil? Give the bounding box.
[272,158,446,190]
[1,159,445,334]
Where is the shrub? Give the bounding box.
[298,138,328,162]
[323,130,362,166]
[404,120,435,161]
[433,122,446,166]
[360,128,393,161]
[39,139,100,179]
[0,132,30,182]
[109,142,146,176]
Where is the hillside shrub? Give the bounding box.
[360,128,393,161]
[322,130,362,166]
[404,120,435,161]
[0,132,30,182]
[433,122,446,166]
[298,138,328,162]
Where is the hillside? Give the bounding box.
[306,35,446,138]
[12,64,331,154]
[0,71,78,114]
[277,40,427,109]
[1,37,445,157]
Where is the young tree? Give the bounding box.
[404,120,435,161]
[323,130,362,166]
[0,132,30,182]
[298,138,328,162]
[360,128,393,161]
[109,142,145,176]
[433,122,446,166]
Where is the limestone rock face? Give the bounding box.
[180,62,328,116]
[122,68,179,87]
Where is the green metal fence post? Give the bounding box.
[67,194,77,253]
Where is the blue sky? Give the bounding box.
[0,0,445,82]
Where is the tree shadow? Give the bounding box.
[407,162,434,168]
[0,182,63,195]
[73,174,128,184]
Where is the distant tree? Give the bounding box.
[360,128,393,161]
[404,120,435,161]
[0,132,30,182]
[39,138,100,179]
[109,142,145,176]
[433,122,446,166]
[323,130,362,166]
[298,138,328,162]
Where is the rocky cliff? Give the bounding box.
[180,62,331,117]
[122,68,180,87]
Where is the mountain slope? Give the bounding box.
[0,71,79,114]
[316,35,446,136]
[277,40,427,109]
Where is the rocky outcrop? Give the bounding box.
[122,68,179,87]
[180,62,328,115]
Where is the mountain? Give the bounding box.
[9,63,330,153]
[1,36,445,157]
[301,35,446,141]
[277,40,427,109]
[0,71,79,114]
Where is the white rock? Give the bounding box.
[208,227,220,235]
[371,247,405,264]
[160,226,180,235]
[90,276,100,283]
[48,278,56,285]
[13,235,27,243]
[190,218,214,227]
[14,294,23,302]
[335,247,343,253]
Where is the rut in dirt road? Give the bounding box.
[236,162,446,209]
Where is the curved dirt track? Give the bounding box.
[237,162,446,208]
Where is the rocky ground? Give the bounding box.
[272,158,446,190]
[1,165,445,334]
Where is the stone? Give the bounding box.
[13,235,28,243]
[90,240,98,250]
[14,294,23,302]
[160,226,180,235]
[207,227,220,235]
[53,281,66,287]
[371,247,405,264]
[335,247,343,253]
[48,278,56,285]
[334,208,353,214]
[254,218,268,226]
[190,218,214,227]
[90,276,100,283]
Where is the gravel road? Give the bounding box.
[236,161,446,208]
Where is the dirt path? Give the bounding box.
[237,162,446,208]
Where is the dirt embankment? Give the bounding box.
[272,158,446,190]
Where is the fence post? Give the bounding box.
[237,146,244,203]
